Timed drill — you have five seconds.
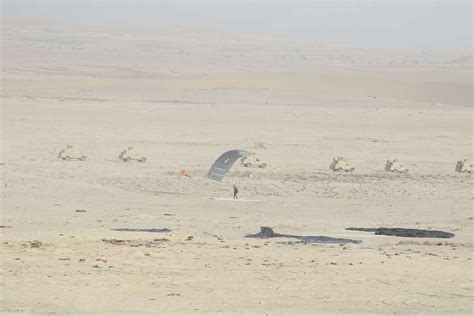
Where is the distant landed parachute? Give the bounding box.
[207,149,250,182]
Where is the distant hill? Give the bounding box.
[448,55,473,67]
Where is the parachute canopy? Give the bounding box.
[207,149,250,182]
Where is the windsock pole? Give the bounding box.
[178,170,181,196]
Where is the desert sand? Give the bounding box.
[1,23,473,314]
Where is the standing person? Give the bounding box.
[233,184,239,200]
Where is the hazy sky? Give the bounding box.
[2,0,472,48]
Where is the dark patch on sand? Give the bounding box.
[346,227,454,238]
[247,226,361,244]
[111,228,172,233]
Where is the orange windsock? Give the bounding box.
[180,169,191,177]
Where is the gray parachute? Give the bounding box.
[207,149,250,182]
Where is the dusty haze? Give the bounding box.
[2,0,472,48]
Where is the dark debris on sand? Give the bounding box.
[246,227,361,244]
[346,227,454,238]
[111,228,172,233]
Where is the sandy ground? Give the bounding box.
[1,23,473,314]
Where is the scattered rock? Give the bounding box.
[75,209,87,213]
[213,235,224,241]
[185,236,194,241]
[102,238,169,248]
[29,240,43,248]
[102,238,126,245]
